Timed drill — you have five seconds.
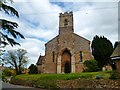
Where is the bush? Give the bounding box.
[109,71,120,79]
[83,60,99,72]
[3,68,16,76]
[28,64,38,74]
[2,68,16,82]
[96,75,103,79]
[2,72,8,82]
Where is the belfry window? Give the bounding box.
[64,19,68,26]
[80,51,83,62]
[52,51,55,63]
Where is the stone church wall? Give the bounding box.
[75,63,84,72]
[73,34,91,72]
[44,36,58,73]
[74,34,90,51]
[37,12,92,74]
[37,65,44,73]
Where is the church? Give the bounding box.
[37,12,92,74]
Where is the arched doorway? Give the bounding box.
[61,49,71,73]
[64,62,71,73]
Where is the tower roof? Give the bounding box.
[59,12,73,16]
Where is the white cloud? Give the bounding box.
[74,2,118,44]
[2,0,62,67]
[2,1,118,67]
[5,38,45,67]
[51,0,119,2]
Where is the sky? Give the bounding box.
[1,0,119,67]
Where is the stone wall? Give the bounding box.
[116,60,120,73]
[37,65,44,73]
[43,32,92,73]
[37,12,92,74]
[45,36,58,73]
[57,79,120,88]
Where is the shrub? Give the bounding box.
[2,72,8,82]
[109,71,120,79]
[96,75,103,79]
[2,68,16,82]
[3,68,16,76]
[83,60,99,72]
[28,64,38,74]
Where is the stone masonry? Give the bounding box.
[37,12,92,74]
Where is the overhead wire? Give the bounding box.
[19,6,118,15]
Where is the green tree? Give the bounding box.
[28,64,38,74]
[83,60,99,72]
[0,0,24,47]
[114,41,119,50]
[2,49,28,74]
[91,35,113,70]
[0,49,6,66]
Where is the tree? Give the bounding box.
[83,60,99,72]
[91,35,113,70]
[16,49,28,74]
[2,49,28,74]
[0,0,24,47]
[0,49,6,66]
[114,41,119,50]
[28,64,38,74]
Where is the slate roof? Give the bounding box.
[111,42,120,60]
[37,56,45,65]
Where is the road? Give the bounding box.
[2,82,45,90]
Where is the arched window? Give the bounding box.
[64,19,68,26]
[52,51,55,63]
[80,51,83,62]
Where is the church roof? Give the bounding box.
[111,42,120,60]
[45,33,90,46]
[45,35,58,45]
[37,56,45,65]
[74,33,90,42]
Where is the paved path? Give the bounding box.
[2,82,45,90]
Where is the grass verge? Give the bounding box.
[10,71,112,89]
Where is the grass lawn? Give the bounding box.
[10,71,113,89]
[13,71,111,80]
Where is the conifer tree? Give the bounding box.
[91,35,113,70]
[0,0,24,47]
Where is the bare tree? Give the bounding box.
[2,49,28,74]
[16,49,28,74]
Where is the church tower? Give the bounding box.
[59,12,74,35]
[37,12,92,74]
[57,12,75,73]
[58,12,74,53]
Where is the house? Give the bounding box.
[111,42,120,73]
